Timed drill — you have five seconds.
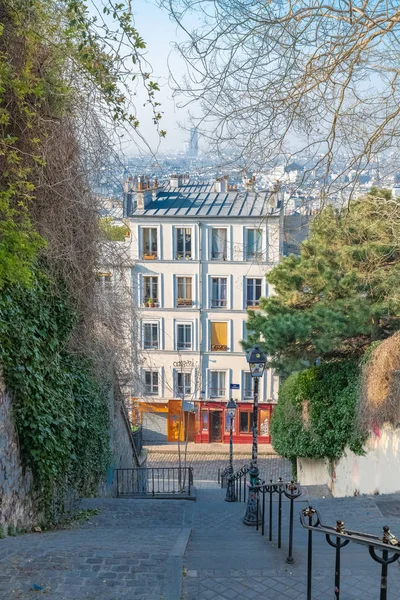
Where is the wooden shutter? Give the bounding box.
[211,322,227,350]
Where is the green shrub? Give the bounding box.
[271,361,366,461]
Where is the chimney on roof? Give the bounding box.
[170,174,183,188]
[136,175,154,210]
[215,176,227,193]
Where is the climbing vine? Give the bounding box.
[0,268,111,517]
[270,361,367,461]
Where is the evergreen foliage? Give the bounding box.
[270,361,366,461]
[247,189,400,371]
[0,269,111,514]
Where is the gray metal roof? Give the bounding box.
[129,183,281,219]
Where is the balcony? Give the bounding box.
[177,298,193,307]
[210,344,228,351]
[246,251,265,261]
[210,298,227,308]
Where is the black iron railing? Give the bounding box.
[116,467,193,498]
[218,464,251,500]
[131,427,143,456]
[300,507,400,600]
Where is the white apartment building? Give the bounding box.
[124,175,283,445]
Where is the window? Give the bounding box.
[144,371,159,395]
[142,228,158,259]
[177,323,192,350]
[210,322,228,351]
[201,410,209,430]
[96,272,112,288]
[143,323,159,349]
[246,278,262,307]
[210,371,226,398]
[244,372,253,399]
[211,277,227,308]
[176,372,191,398]
[177,277,192,306]
[176,228,192,259]
[246,229,263,260]
[143,276,158,305]
[239,411,254,433]
[211,228,227,259]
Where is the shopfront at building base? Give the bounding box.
[194,401,274,444]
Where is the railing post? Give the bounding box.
[262,488,265,536]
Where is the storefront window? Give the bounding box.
[239,411,253,433]
[201,410,209,430]
[259,409,270,436]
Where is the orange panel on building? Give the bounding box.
[168,399,184,442]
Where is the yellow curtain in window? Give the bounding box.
[211,322,227,346]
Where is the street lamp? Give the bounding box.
[243,344,267,526]
[225,398,237,502]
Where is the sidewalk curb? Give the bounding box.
[147,449,277,457]
[165,527,192,600]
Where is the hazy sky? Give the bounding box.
[129,0,195,154]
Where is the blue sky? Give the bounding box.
[129,0,195,153]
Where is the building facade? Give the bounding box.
[124,176,283,444]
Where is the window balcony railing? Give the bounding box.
[142,251,158,260]
[246,251,265,261]
[145,388,159,396]
[246,299,260,308]
[177,342,192,351]
[143,341,159,349]
[210,388,226,398]
[176,252,192,260]
[210,344,228,351]
[211,298,227,308]
[177,298,193,307]
[211,251,227,260]
[244,390,253,399]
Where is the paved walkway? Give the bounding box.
[0,498,193,600]
[145,442,276,455]
[183,482,400,600]
[1,460,400,600]
[147,451,292,482]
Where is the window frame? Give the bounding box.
[210,321,229,352]
[142,275,159,305]
[243,371,253,399]
[210,228,228,260]
[176,322,193,351]
[175,227,192,260]
[209,370,227,398]
[142,322,159,350]
[245,228,264,261]
[143,370,159,396]
[246,277,263,308]
[176,276,193,307]
[210,276,228,308]
[141,227,158,259]
[176,371,192,398]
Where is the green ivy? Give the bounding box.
[270,361,366,461]
[0,268,111,518]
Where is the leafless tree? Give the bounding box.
[161,0,400,199]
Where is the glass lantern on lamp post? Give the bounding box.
[243,344,267,526]
[225,398,237,502]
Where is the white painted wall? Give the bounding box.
[298,425,400,497]
[128,215,282,404]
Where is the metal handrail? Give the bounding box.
[116,467,194,497]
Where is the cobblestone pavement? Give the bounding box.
[145,442,276,455]
[0,498,193,600]
[183,483,400,600]
[147,451,293,483]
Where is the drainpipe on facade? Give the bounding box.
[197,221,203,414]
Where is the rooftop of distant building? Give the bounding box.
[123,175,282,219]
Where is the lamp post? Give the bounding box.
[243,344,267,526]
[225,398,237,502]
